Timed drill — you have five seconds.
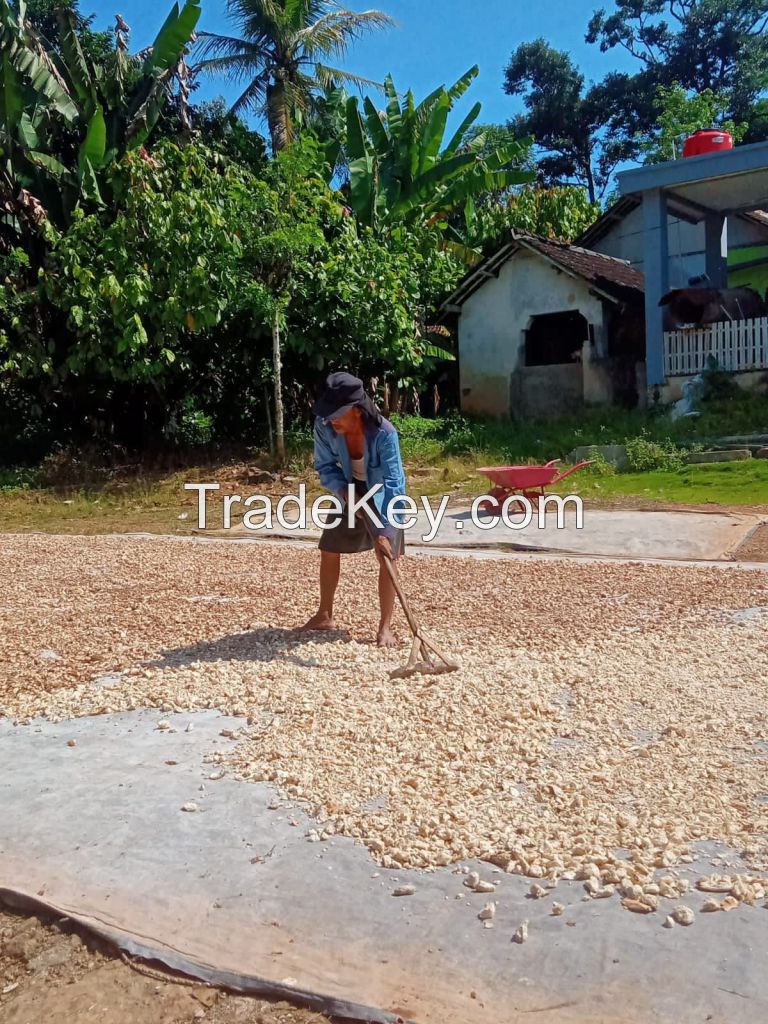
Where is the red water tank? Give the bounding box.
[682,129,734,158]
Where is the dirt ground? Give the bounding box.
[734,522,768,561]
[0,906,327,1024]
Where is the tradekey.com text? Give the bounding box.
[185,483,584,543]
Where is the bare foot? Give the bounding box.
[377,625,398,648]
[298,611,336,632]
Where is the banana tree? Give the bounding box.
[0,0,79,235]
[0,0,201,235]
[339,67,534,237]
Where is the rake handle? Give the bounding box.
[360,510,459,675]
[378,536,422,640]
[358,511,422,640]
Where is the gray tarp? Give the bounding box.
[2,709,767,1024]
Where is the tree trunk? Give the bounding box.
[583,151,596,205]
[272,312,286,464]
[266,78,292,153]
[263,383,274,456]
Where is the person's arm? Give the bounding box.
[375,431,407,542]
[314,420,347,498]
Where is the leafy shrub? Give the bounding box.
[0,466,40,489]
[625,431,686,472]
[442,412,480,454]
[169,399,215,448]
[582,453,616,477]
[390,414,445,461]
[700,356,741,402]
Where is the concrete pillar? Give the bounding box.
[642,188,669,387]
[704,214,728,289]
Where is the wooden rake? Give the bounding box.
[365,518,460,680]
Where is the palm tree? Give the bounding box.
[193,0,393,152]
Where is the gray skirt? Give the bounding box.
[318,481,405,557]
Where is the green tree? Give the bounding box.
[337,67,533,235]
[290,221,461,377]
[154,95,269,171]
[3,133,457,452]
[587,0,768,127]
[463,184,602,250]
[641,83,749,163]
[504,3,768,201]
[25,0,113,64]
[248,139,344,460]
[0,0,201,238]
[2,140,279,445]
[193,0,393,153]
[503,39,649,203]
[28,142,273,385]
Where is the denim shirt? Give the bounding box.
[313,416,408,539]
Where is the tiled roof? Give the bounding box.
[442,230,644,312]
[517,233,645,297]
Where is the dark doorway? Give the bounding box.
[525,310,588,366]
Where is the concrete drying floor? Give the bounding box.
[2,708,768,1024]
[226,507,763,561]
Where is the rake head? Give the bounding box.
[389,633,460,680]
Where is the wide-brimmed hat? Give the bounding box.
[313,372,366,421]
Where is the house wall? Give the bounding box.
[458,252,605,418]
[594,209,768,289]
[510,364,584,420]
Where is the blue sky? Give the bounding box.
[87,0,638,128]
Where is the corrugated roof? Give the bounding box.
[441,230,644,312]
[576,197,768,249]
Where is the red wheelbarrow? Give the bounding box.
[476,459,593,514]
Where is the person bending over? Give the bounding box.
[299,372,407,648]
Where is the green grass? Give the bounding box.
[3,391,768,534]
[561,460,768,506]
[391,393,768,468]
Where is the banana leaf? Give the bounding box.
[422,343,456,361]
[17,110,38,148]
[363,96,389,153]
[143,0,201,75]
[446,65,479,104]
[0,49,23,136]
[125,77,169,148]
[346,99,375,226]
[78,155,103,203]
[383,74,401,138]
[57,8,95,111]
[6,34,78,123]
[443,101,482,158]
[413,84,446,123]
[442,166,533,208]
[78,105,106,174]
[26,150,73,180]
[407,150,478,197]
[376,153,402,211]
[418,91,450,175]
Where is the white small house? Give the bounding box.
[442,232,646,420]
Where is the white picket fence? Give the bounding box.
[664,317,768,376]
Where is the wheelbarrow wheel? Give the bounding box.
[480,487,508,515]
